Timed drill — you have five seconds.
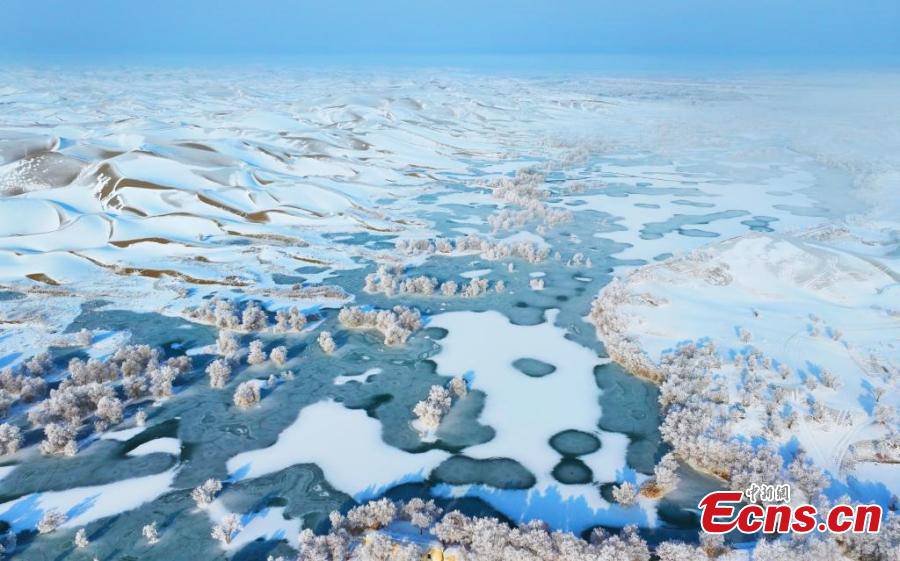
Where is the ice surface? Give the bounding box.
[227,400,449,500]
[0,467,178,531]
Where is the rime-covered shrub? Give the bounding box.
[39,422,78,456]
[401,498,442,532]
[567,252,592,268]
[440,280,458,296]
[0,424,22,456]
[206,359,232,389]
[233,381,261,409]
[24,352,52,377]
[461,278,489,298]
[530,278,545,291]
[344,498,397,531]
[449,377,468,398]
[318,331,336,354]
[655,541,705,561]
[394,233,549,264]
[612,481,637,506]
[94,395,124,431]
[270,346,287,366]
[432,510,650,561]
[753,535,845,561]
[142,522,159,545]
[37,510,66,534]
[297,527,349,561]
[338,305,422,346]
[274,307,307,333]
[247,340,267,365]
[241,301,268,331]
[211,513,242,545]
[641,452,679,497]
[191,478,223,508]
[75,328,93,347]
[217,330,240,359]
[413,385,453,434]
[149,365,178,399]
[788,451,829,505]
[74,528,89,549]
[356,532,422,561]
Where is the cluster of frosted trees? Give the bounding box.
[393,232,550,264]
[654,341,791,490]
[297,497,659,561]
[289,496,900,561]
[204,329,295,407]
[483,167,572,232]
[412,377,467,439]
[191,478,224,507]
[363,265,505,298]
[338,305,422,346]
[0,343,192,457]
[587,279,661,382]
[186,297,321,334]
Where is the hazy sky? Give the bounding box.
[2,0,898,60]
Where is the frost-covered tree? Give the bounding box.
[530,278,545,291]
[211,513,242,545]
[338,305,422,346]
[74,528,89,549]
[37,510,66,534]
[247,340,267,365]
[241,301,268,331]
[233,381,261,409]
[449,377,468,398]
[94,395,123,431]
[440,280,458,296]
[788,451,829,505]
[819,368,841,390]
[191,478,223,508]
[40,422,78,456]
[318,331,336,354]
[655,541,704,561]
[753,535,845,561]
[461,278,489,298]
[270,346,287,366]
[401,498,442,533]
[297,527,349,561]
[356,531,422,561]
[25,352,52,377]
[206,359,232,389]
[274,307,307,333]
[612,481,637,507]
[344,498,397,531]
[641,452,679,497]
[413,385,453,434]
[149,365,178,399]
[142,522,159,545]
[217,330,240,359]
[874,403,897,426]
[135,409,147,427]
[75,328,93,347]
[0,423,22,456]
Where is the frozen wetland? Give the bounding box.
[0,66,897,559]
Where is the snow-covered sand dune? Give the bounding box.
[589,226,899,499]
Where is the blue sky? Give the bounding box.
[2,0,898,60]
